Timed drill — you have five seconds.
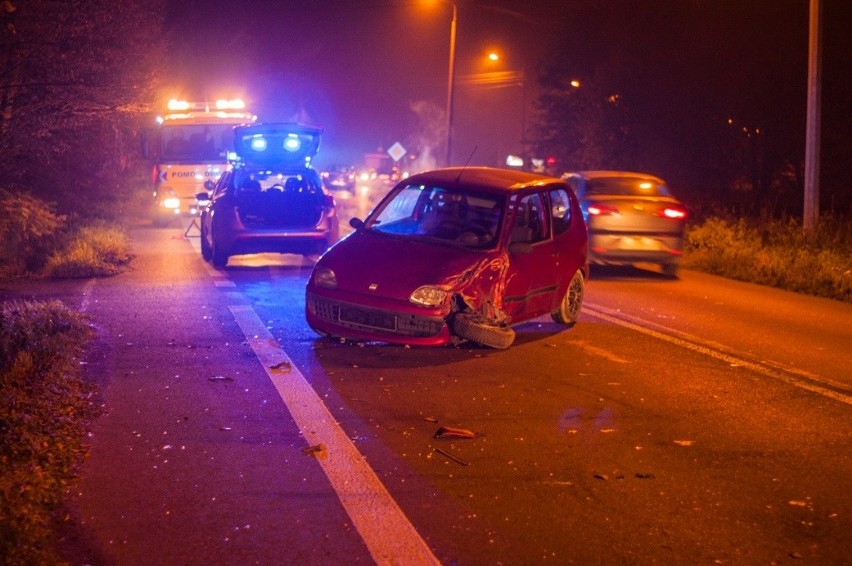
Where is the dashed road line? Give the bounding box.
[229,305,440,566]
[583,302,852,407]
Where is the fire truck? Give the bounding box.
[142,98,256,224]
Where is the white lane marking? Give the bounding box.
[572,339,631,364]
[583,303,852,407]
[229,305,440,566]
[79,279,97,312]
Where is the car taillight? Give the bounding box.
[657,207,687,219]
[587,203,619,216]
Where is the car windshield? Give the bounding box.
[160,124,235,162]
[366,183,504,249]
[586,177,671,197]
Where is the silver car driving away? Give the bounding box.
[563,170,687,277]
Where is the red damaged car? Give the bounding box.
[305,167,588,349]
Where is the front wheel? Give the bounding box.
[551,269,585,325]
[451,313,516,349]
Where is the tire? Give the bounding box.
[211,236,229,269]
[452,313,516,349]
[661,262,680,279]
[200,224,213,261]
[551,269,585,325]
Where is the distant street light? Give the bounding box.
[457,51,528,165]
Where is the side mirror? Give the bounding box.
[195,192,211,204]
[508,242,533,255]
[349,217,364,230]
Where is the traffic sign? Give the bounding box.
[387,142,406,162]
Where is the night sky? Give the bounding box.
[164,1,850,175]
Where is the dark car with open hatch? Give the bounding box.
[305,167,589,349]
[197,122,339,268]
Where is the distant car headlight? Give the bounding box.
[313,267,337,289]
[163,197,181,209]
[409,286,449,308]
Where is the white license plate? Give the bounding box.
[617,236,662,250]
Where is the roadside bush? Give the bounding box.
[683,214,852,303]
[0,190,66,277]
[43,223,134,279]
[0,300,101,565]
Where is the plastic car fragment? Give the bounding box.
[269,360,292,373]
[208,375,234,382]
[302,443,327,458]
[433,426,478,439]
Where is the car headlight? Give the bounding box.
[162,197,181,209]
[313,267,337,289]
[409,286,449,308]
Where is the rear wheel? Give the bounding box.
[551,269,585,325]
[661,262,680,278]
[200,224,212,261]
[452,313,515,349]
[211,236,229,269]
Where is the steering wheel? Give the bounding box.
[457,224,492,245]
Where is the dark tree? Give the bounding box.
[0,0,166,216]
[525,0,850,216]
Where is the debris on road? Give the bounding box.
[434,426,478,439]
[302,443,327,459]
[434,448,468,466]
[673,440,694,446]
[208,375,234,382]
[269,360,292,373]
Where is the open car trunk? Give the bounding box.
[236,183,327,229]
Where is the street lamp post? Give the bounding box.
[444,2,457,167]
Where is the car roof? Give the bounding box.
[405,167,563,193]
[567,170,666,183]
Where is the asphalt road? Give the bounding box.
[4,220,850,565]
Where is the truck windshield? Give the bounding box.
[160,124,235,162]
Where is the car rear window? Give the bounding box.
[586,177,671,197]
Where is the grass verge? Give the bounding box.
[683,214,852,303]
[0,300,101,565]
[42,223,134,279]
